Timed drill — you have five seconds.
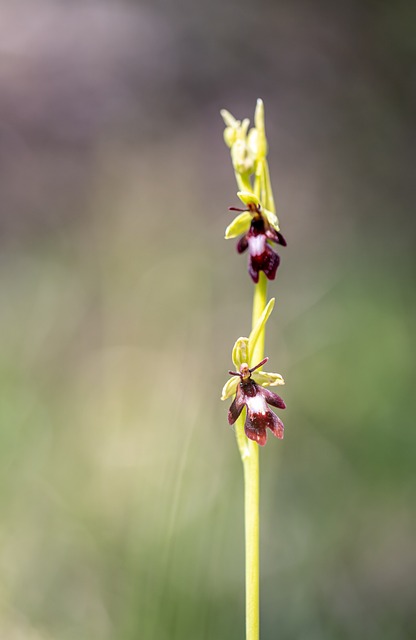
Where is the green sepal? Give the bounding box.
[248,297,275,362]
[221,377,239,401]
[237,191,260,207]
[225,212,252,239]
[252,371,284,387]
[263,208,280,231]
[232,336,249,369]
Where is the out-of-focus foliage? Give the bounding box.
[0,0,414,638]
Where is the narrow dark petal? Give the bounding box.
[228,386,245,425]
[249,357,268,374]
[237,235,249,254]
[257,385,286,409]
[268,412,285,440]
[266,228,286,246]
[265,228,279,244]
[276,231,287,246]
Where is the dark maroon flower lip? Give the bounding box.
[227,358,286,446]
[230,207,286,283]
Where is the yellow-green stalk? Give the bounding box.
[221,99,283,640]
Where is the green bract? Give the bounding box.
[248,298,275,357]
[254,98,267,159]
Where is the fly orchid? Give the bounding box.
[225,191,286,283]
[220,100,288,637]
[227,357,285,446]
[221,298,286,446]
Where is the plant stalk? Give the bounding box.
[242,272,268,640]
[226,99,276,640]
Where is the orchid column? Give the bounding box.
[220,100,287,640]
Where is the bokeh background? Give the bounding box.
[1,0,415,638]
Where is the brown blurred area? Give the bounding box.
[0,1,415,639]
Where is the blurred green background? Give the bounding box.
[0,0,415,638]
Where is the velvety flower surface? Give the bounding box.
[237,216,287,283]
[227,359,286,446]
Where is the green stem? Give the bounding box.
[244,440,259,640]
[251,273,268,362]
[228,100,276,640]
[235,171,254,194]
[243,272,268,640]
